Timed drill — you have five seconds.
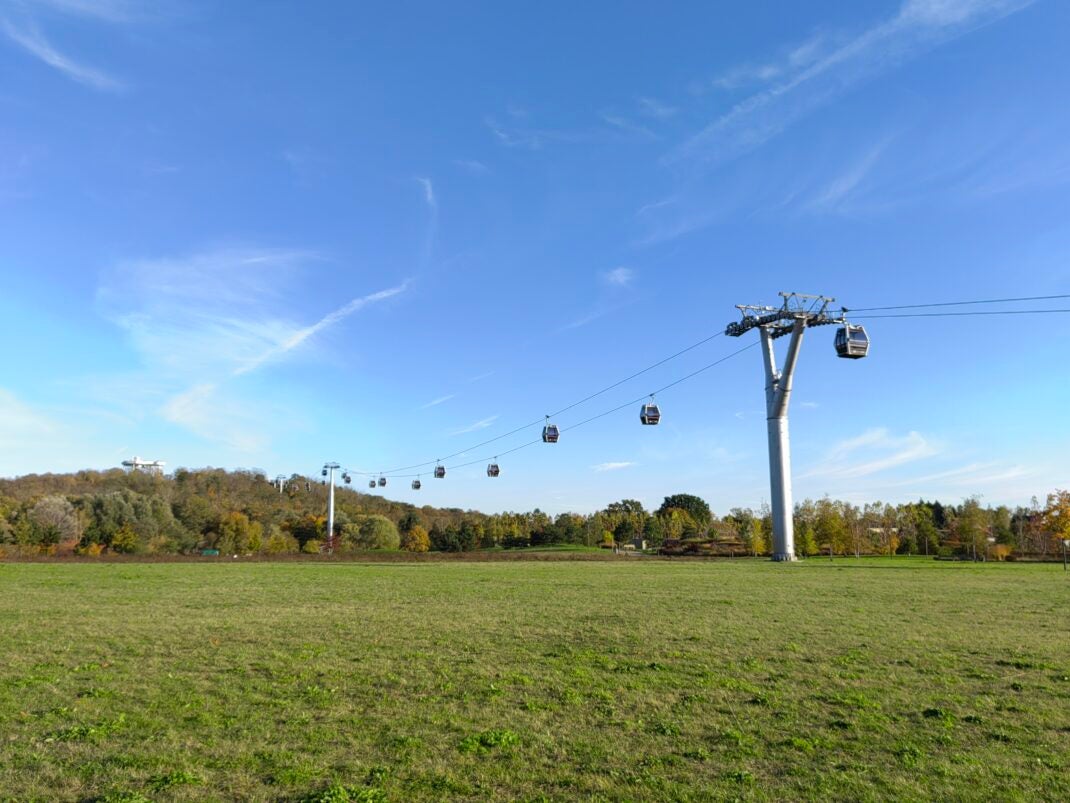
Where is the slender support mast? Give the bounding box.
[323,461,340,553]
[726,293,850,562]
[760,321,805,560]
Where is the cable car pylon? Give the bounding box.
[725,292,866,562]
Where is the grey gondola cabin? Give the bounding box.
[834,324,870,359]
[434,465,446,478]
[487,463,500,477]
[640,401,661,425]
[378,476,387,487]
[411,479,421,490]
[542,423,560,443]
[368,480,376,489]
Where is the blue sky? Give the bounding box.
[1,0,1068,513]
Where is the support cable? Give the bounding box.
[846,294,1070,312]
[360,341,758,478]
[352,330,727,476]
[854,308,1070,319]
[335,291,1069,482]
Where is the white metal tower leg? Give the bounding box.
[766,415,795,561]
[760,322,804,562]
[327,467,336,551]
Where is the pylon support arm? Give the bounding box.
[771,320,805,418]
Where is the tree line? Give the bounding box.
[1,468,1068,559]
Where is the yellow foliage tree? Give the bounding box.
[1043,490,1070,553]
[400,524,430,552]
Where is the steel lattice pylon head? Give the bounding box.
[725,292,847,338]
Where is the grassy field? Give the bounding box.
[0,559,1067,801]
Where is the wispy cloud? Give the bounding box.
[602,267,636,288]
[803,428,939,480]
[671,0,1035,165]
[804,137,892,212]
[454,159,490,175]
[636,197,676,217]
[0,388,117,475]
[485,116,580,150]
[448,415,499,436]
[160,383,266,453]
[882,461,1028,489]
[99,248,316,378]
[97,247,408,450]
[486,109,659,151]
[592,461,637,472]
[0,387,57,444]
[710,33,829,91]
[559,268,639,331]
[22,0,143,23]
[414,177,439,271]
[599,112,657,141]
[415,176,436,210]
[421,394,456,409]
[559,308,610,332]
[638,97,678,118]
[234,281,409,376]
[1,18,123,91]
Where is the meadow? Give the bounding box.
[0,558,1067,801]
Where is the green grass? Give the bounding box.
[1,558,1067,801]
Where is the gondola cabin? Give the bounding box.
[835,324,870,359]
[378,476,387,487]
[542,423,560,443]
[368,480,376,489]
[487,463,500,477]
[411,479,421,490]
[434,465,446,479]
[640,402,661,425]
[343,474,351,484]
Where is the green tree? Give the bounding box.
[263,524,298,554]
[956,497,990,560]
[746,516,768,557]
[796,521,818,557]
[643,515,666,547]
[657,494,711,526]
[174,495,216,537]
[813,498,848,555]
[358,515,400,550]
[218,511,262,554]
[111,523,139,554]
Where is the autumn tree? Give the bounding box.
[956,497,990,560]
[1042,490,1070,554]
[813,498,848,555]
[400,524,430,552]
[29,495,81,549]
